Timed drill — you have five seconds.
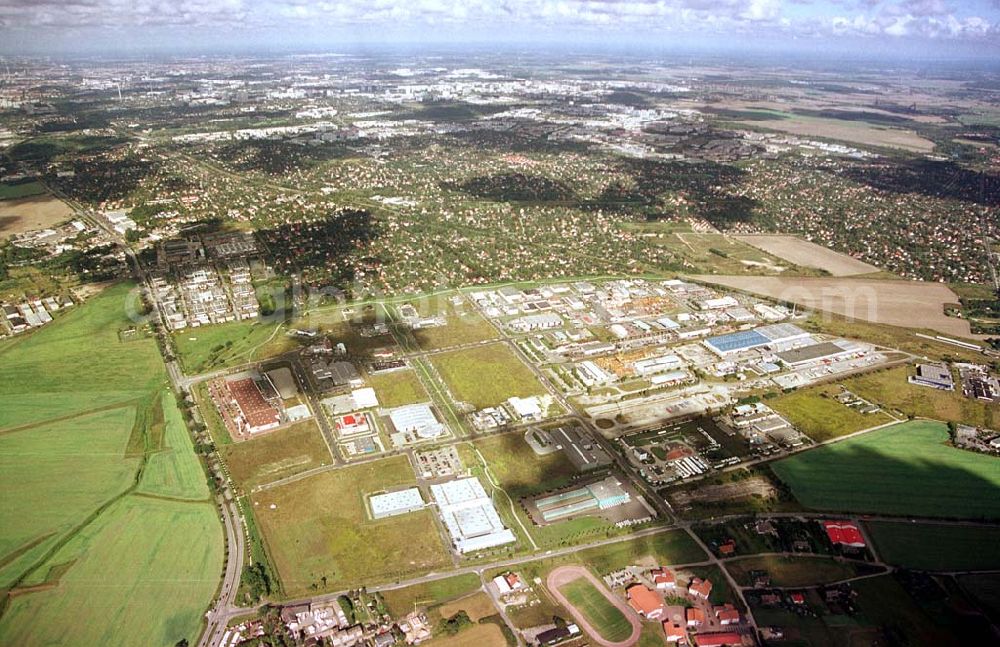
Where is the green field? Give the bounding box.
[0,283,222,647]
[431,343,546,409]
[0,181,48,200]
[251,455,451,595]
[867,522,1000,572]
[725,555,871,588]
[403,298,499,350]
[842,366,998,429]
[771,420,1000,519]
[368,370,429,408]
[768,385,896,442]
[381,573,482,616]
[461,433,579,498]
[172,320,293,374]
[219,420,332,491]
[559,577,633,643]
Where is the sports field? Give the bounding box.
[431,342,547,409]
[866,522,1000,572]
[251,455,451,595]
[771,420,1000,519]
[0,283,223,647]
[559,576,634,643]
[219,420,332,491]
[767,385,896,442]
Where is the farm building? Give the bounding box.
[430,477,516,554]
[821,521,867,548]
[369,488,424,519]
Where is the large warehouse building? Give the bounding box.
[430,477,516,554]
[704,323,810,357]
[535,476,631,522]
[369,488,425,519]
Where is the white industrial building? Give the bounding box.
[369,488,425,519]
[507,396,543,421]
[430,477,516,554]
[632,354,683,377]
[388,403,446,438]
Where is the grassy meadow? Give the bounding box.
[367,369,430,408]
[867,522,1000,572]
[251,455,451,595]
[431,343,546,409]
[767,384,896,442]
[219,420,332,492]
[771,420,1000,519]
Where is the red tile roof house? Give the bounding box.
[718,540,736,556]
[686,608,706,628]
[790,592,806,605]
[688,578,714,600]
[627,584,666,620]
[663,620,687,643]
[694,632,743,647]
[652,568,676,590]
[714,604,740,625]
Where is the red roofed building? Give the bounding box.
[652,568,676,590]
[627,584,666,620]
[688,578,713,600]
[822,521,866,548]
[227,378,280,434]
[663,620,687,643]
[718,540,736,556]
[686,608,705,627]
[694,632,743,647]
[714,604,740,625]
[790,592,806,605]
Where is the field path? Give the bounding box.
[546,566,642,647]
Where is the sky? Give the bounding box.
[0,0,998,59]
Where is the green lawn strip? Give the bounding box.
[770,420,1000,519]
[724,555,872,588]
[866,522,1000,572]
[381,573,482,616]
[135,390,211,501]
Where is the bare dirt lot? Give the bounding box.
[669,477,778,507]
[734,235,879,277]
[691,275,982,340]
[0,196,74,240]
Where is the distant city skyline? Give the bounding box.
[0,0,998,60]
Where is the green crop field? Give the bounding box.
[725,555,870,588]
[768,385,896,442]
[135,391,211,500]
[219,420,332,491]
[771,420,1000,519]
[172,320,293,374]
[867,522,1000,572]
[559,577,633,643]
[251,455,451,596]
[431,343,546,409]
[0,283,223,647]
[381,573,481,616]
[368,370,429,408]
[0,181,48,200]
